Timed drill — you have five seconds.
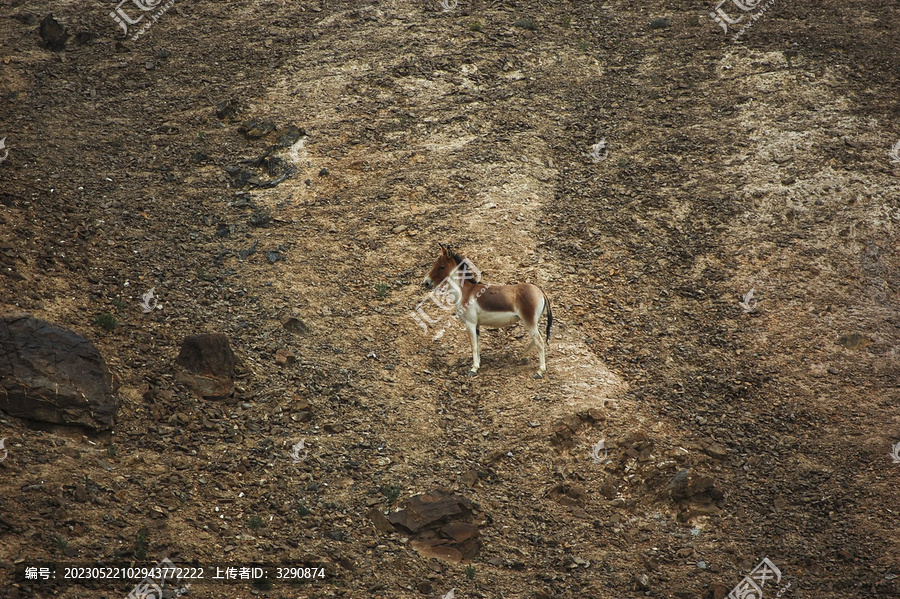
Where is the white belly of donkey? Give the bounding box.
[477,311,521,328]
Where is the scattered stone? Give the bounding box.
[73,484,90,503]
[282,317,309,335]
[388,491,481,563]
[416,581,432,594]
[249,210,272,228]
[678,503,723,522]
[174,333,237,399]
[318,167,329,176]
[13,13,39,26]
[239,119,276,139]
[649,18,669,29]
[703,441,729,459]
[216,98,240,121]
[74,31,97,45]
[39,14,69,51]
[275,125,305,148]
[668,469,720,500]
[550,415,583,448]
[274,349,296,367]
[549,483,585,508]
[578,408,606,423]
[366,508,395,533]
[634,573,651,591]
[600,475,619,500]
[266,250,283,264]
[323,423,344,433]
[264,155,292,177]
[239,241,258,260]
[0,314,118,430]
[838,333,872,350]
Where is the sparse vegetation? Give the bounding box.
[514,18,537,31]
[468,21,483,32]
[135,528,148,560]
[94,312,116,330]
[380,485,402,504]
[375,282,388,298]
[248,515,265,530]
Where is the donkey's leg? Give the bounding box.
[527,323,546,378]
[465,323,481,376]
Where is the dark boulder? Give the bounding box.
[0,314,118,429]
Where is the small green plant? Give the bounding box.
[649,17,670,29]
[375,282,388,298]
[135,528,148,560]
[111,298,128,311]
[514,18,537,31]
[468,21,483,32]
[297,503,311,517]
[248,515,265,530]
[197,268,216,282]
[94,312,116,331]
[56,535,68,553]
[577,39,590,51]
[380,485,402,504]
[466,564,476,579]
[107,443,117,458]
[561,16,571,28]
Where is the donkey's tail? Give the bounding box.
[543,293,553,344]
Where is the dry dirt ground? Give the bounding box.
[1,0,899,598]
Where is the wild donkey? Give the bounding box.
[423,245,553,378]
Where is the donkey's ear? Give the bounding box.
[440,244,449,255]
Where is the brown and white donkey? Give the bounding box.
[424,245,553,379]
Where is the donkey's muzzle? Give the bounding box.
[423,278,434,289]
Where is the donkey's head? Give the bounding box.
[423,244,461,289]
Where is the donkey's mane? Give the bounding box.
[446,247,466,265]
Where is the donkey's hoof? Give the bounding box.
[467,369,478,377]
[533,372,544,380]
